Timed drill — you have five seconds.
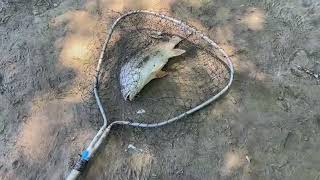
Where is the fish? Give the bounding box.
[120,35,186,101]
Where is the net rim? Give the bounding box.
[90,10,234,153]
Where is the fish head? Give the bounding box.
[121,85,139,101]
[128,93,135,101]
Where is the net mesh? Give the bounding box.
[97,11,231,125]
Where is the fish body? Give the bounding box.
[120,36,185,101]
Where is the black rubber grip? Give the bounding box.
[73,158,88,172]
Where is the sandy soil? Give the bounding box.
[0,0,319,180]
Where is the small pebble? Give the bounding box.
[246,155,251,163]
[137,109,146,114]
[12,160,19,169]
[32,10,39,15]
[151,174,158,178]
[127,144,143,154]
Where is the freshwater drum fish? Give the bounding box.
[120,35,186,101]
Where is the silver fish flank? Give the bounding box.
[120,36,186,101]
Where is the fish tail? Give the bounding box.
[165,36,183,49]
[168,48,186,57]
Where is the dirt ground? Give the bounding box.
[0,0,320,180]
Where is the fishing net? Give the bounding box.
[97,11,233,127]
[67,10,234,179]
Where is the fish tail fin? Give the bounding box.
[165,36,183,49]
[168,48,186,57]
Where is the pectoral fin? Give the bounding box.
[169,48,186,57]
[156,70,168,79]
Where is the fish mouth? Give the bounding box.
[128,93,135,101]
[125,94,131,101]
[123,92,135,101]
